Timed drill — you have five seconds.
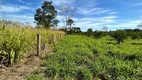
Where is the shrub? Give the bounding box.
[110,30,127,44]
[131,32,141,39]
[87,28,93,36]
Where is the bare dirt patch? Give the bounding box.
[0,49,52,80]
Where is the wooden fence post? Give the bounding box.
[37,34,40,56]
[53,33,56,44]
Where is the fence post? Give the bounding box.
[53,33,56,44]
[37,34,40,56]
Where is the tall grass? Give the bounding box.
[0,27,65,66]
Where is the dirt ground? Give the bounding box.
[0,50,52,80]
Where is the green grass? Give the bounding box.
[27,74,44,80]
[32,35,142,80]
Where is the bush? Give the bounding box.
[87,28,93,36]
[94,31,108,39]
[110,30,127,44]
[131,32,141,39]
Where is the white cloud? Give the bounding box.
[77,8,101,15]
[100,16,118,20]
[0,5,33,12]
[43,0,75,6]
[107,20,141,29]
[135,3,142,6]
[74,19,141,31]
[66,15,118,31]
[56,14,118,31]
[91,9,110,15]
[9,14,33,20]
[73,16,117,23]
[18,0,26,4]
[108,12,117,15]
[81,0,98,8]
[0,14,35,26]
[77,7,113,16]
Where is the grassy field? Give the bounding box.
[28,35,142,80]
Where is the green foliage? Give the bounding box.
[131,32,141,39]
[67,27,82,34]
[67,18,74,28]
[68,29,142,41]
[87,28,93,36]
[27,74,43,80]
[110,30,127,44]
[34,1,57,28]
[42,35,142,80]
[52,19,59,28]
[94,31,108,39]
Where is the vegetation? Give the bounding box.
[67,18,74,29]
[34,1,58,29]
[110,30,127,44]
[67,28,142,44]
[0,27,64,66]
[27,74,44,80]
[0,0,142,80]
[31,35,142,80]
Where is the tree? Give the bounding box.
[34,1,57,29]
[52,19,59,29]
[67,18,74,29]
[137,22,142,29]
[59,3,76,34]
[68,27,82,34]
[111,30,127,44]
[94,31,107,39]
[102,26,108,31]
[131,32,141,39]
[87,28,93,36]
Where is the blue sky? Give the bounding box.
[0,0,142,31]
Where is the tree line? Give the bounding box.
[67,28,142,44]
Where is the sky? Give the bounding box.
[0,0,142,31]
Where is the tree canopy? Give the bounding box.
[67,18,74,29]
[34,1,57,29]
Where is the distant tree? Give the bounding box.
[76,27,81,33]
[59,3,76,34]
[94,31,107,39]
[34,1,57,29]
[68,27,82,34]
[13,21,24,27]
[87,28,93,36]
[131,32,141,39]
[67,18,74,29]
[102,26,108,31]
[137,22,142,29]
[0,20,25,27]
[111,30,127,44]
[25,22,31,27]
